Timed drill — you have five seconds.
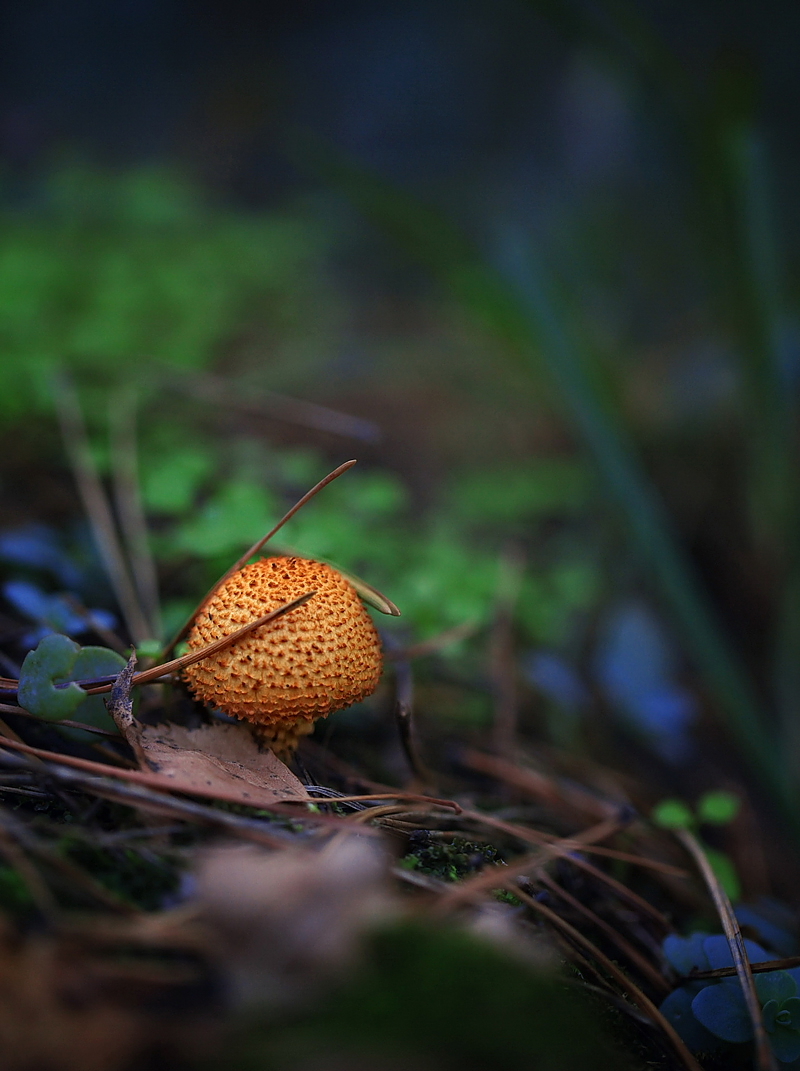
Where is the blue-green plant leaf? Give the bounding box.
[692,981,753,1042]
[771,1025,800,1063]
[62,645,128,737]
[763,1000,780,1032]
[663,932,711,975]
[659,986,722,1052]
[703,934,770,969]
[18,634,126,723]
[71,645,127,681]
[18,634,87,719]
[736,901,799,957]
[755,972,797,1006]
[782,997,800,1027]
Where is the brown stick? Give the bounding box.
[165,460,357,652]
[675,828,776,1071]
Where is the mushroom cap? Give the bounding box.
[183,556,383,731]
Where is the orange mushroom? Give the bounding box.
[182,556,383,756]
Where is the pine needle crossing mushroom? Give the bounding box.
[182,557,383,756]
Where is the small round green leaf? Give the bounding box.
[763,1000,779,1033]
[697,790,741,825]
[651,799,694,829]
[755,972,797,1008]
[782,997,800,1027]
[692,982,753,1043]
[18,636,127,726]
[134,639,164,660]
[17,634,86,720]
[71,645,127,680]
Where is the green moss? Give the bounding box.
[401,831,503,882]
[493,888,523,907]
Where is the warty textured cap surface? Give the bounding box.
[183,557,383,730]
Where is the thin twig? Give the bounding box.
[513,885,704,1071]
[284,791,461,811]
[675,828,776,1071]
[490,542,525,755]
[166,459,358,652]
[458,746,622,822]
[0,746,381,849]
[0,734,392,829]
[0,822,60,918]
[383,631,432,784]
[87,591,317,692]
[689,955,800,980]
[535,872,671,994]
[0,703,122,738]
[383,619,479,661]
[176,371,381,442]
[436,815,623,908]
[459,806,687,877]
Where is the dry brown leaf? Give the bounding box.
[105,656,309,807]
[135,721,310,807]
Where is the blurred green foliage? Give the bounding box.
[221,920,625,1071]
[652,791,742,899]
[0,164,324,419]
[140,435,599,654]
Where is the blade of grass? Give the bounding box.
[722,128,800,788]
[109,386,162,640]
[176,370,381,442]
[527,1,800,798]
[497,235,790,813]
[305,142,797,829]
[52,374,151,645]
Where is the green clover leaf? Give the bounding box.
[18,634,126,722]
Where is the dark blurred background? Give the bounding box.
[2,1,799,197]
